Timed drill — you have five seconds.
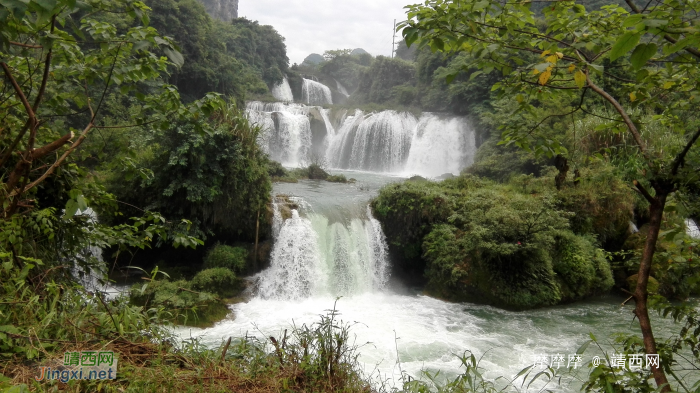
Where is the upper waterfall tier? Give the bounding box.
[271,77,294,102]
[246,102,477,177]
[302,78,333,105]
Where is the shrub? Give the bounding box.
[551,232,613,301]
[204,244,247,273]
[191,268,239,298]
[307,163,329,180]
[326,174,347,183]
[129,279,229,327]
[267,160,288,177]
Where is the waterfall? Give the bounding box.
[248,101,477,176]
[335,79,350,97]
[404,113,477,177]
[71,209,123,299]
[302,78,333,105]
[686,218,700,239]
[247,101,335,167]
[271,77,294,102]
[257,204,390,300]
[629,221,639,234]
[326,110,416,172]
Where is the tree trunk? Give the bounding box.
[634,191,670,392]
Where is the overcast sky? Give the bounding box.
[239,0,415,65]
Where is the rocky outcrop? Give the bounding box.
[198,0,238,21]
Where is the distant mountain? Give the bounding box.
[302,53,325,65]
[351,48,369,56]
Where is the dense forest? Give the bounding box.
[1,0,700,391]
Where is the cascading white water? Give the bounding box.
[302,78,333,105]
[325,110,477,176]
[271,76,294,102]
[326,110,416,172]
[250,99,478,176]
[689,219,700,238]
[258,201,390,300]
[404,113,477,177]
[247,101,316,166]
[335,79,350,97]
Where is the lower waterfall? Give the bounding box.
[258,202,389,300]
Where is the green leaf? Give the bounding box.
[63,199,78,219]
[32,0,55,11]
[630,43,657,69]
[76,195,87,211]
[609,32,641,61]
[622,14,643,28]
[162,47,183,67]
[0,0,29,19]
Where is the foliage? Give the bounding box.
[373,173,618,308]
[203,244,247,273]
[129,277,228,327]
[349,56,416,106]
[110,102,272,242]
[190,267,239,298]
[147,1,289,102]
[401,0,700,388]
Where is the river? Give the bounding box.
[175,169,695,391]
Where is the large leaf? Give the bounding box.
[630,43,657,69]
[609,32,641,61]
[163,47,184,67]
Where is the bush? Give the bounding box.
[307,163,329,180]
[326,174,347,183]
[204,244,248,273]
[551,232,614,301]
[191,268,239,298]
[129,279,229,327]
[373,172,617,309]
[267,160,288,177]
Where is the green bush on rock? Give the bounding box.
[204,244,248,273]
[129,279,229,327]
[191,267,239,298]
[372,173,616,309]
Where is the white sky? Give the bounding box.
[239,0,415,65]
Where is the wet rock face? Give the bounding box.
[198,0,238,21]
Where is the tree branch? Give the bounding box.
[671,127,700,175]
[634,180,655,204]
[1,62,36,127]
[29,132,74,161]
[14,123,93,196]
[585,70,648,156]
[9,41,42,49]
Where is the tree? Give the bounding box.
[0,0,187,219]
[400,0,700,391]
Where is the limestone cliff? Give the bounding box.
[198,0,238,21]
